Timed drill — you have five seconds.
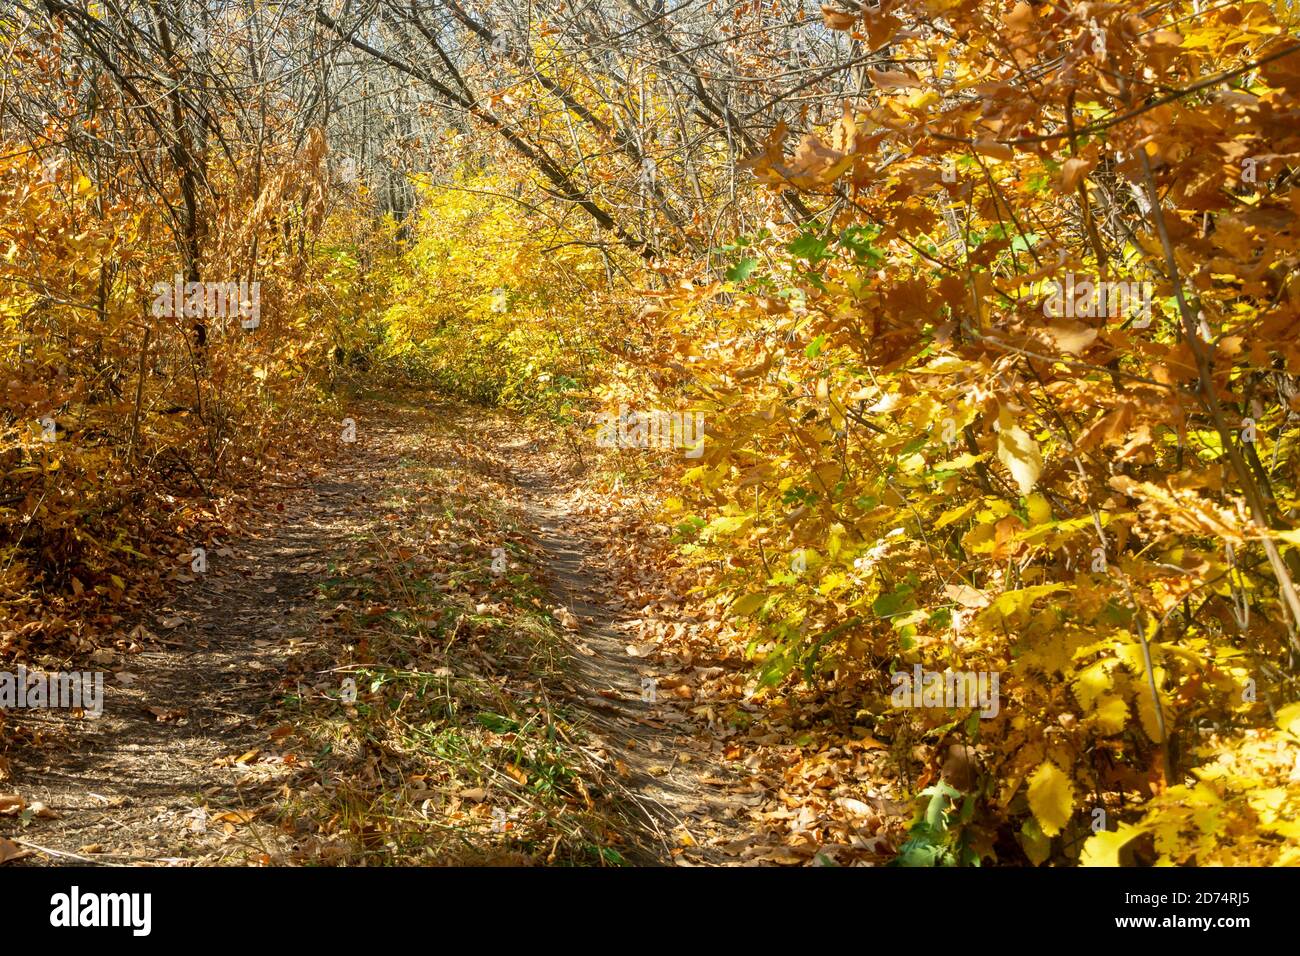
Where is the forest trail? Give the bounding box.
[5,394,755,866]
[7,0,1297,877]
[505,438,762,863]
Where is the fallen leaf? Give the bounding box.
[28,801,59,820]
[211,810,258,825]
[146,706,186,721]
[838,797,876,817]
[0,838,31,864]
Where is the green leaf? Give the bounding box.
[872,584,914,620]
[756,652,794,689]
[839,225,883,264]
[726,257,758,282]
[923,781,960,830]
[1010,232,1040,254]
[1018,817,1051,866]
[476,712,519,733]
[787,233,829,263]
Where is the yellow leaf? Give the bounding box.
[817,571,849,595]
[1091,695,1129,735]
[907,90,941,111]
[980,583,1065,623]
[1135,667,1170,742]
[899,452,926,475]
[1026,492,1052,526]
[932,452,985,472]
[1276,702,1300,736]
[995,410,1042,495]
[935,498,980,529]
[1080,823,1141,866]
[812,460,842,490]
[919,355,966,374]
[1027,761,1074,837]
[1071,659,1114,711]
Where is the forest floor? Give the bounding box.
[3,391,909,866]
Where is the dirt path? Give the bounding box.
[504,440,756,863]
[6,413,411,864]
[4,396,752,865]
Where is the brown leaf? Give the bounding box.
[821,5,857,30]
[146,706,186,721]
[0,838,31,864]
[29,801,59,820]
[1059,157,1095,193]
[866,68,922,90]
[1042,319,1098,355]
[211,809,258,825]
[974,138,1013,161]
[943,583,990,609]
